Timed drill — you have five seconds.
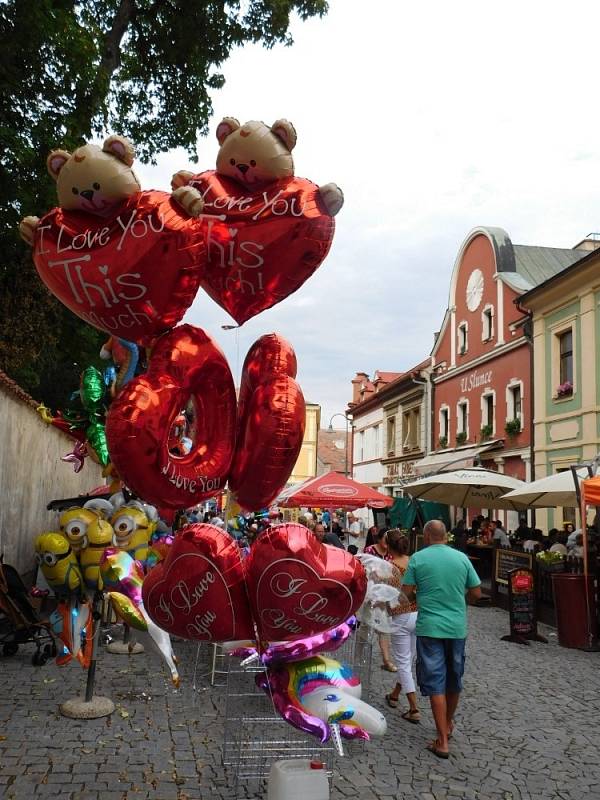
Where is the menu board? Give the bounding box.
[494,548,533,586]
[502,568,548,645]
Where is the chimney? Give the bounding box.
[351,372,369,405]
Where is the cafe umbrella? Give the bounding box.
[501,467,590,508]
[277,470,393,510]
[401,467,528,510]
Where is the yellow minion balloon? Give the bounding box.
[58,507,100,553]
[34,532,83,596]
[79,517,115,591]
[111,502,155,564]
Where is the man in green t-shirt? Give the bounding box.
[402,519,481,759]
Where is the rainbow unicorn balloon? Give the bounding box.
[256,655,386,742]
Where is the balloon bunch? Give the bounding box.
[142,522,367,644]
[33,494,181,680]
[20,118,344,513]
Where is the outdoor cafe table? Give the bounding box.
[466,542,494,579]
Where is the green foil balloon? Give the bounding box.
[80,367,105,413]
[86,421,110,466]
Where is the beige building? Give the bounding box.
[288,402,321,485]
[520,239,600,530]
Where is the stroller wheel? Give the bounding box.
[32,649,48,666]
[2,642,18,657]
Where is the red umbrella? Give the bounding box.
[277,470,393,510]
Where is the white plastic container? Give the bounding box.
[267,759,330,800]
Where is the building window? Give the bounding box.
[373,424,380,458]
[556,468,576,525]
[506,381,523,432]
[458,322,468,355]
[403,408,420,451]
[482,305,494,341]
[439,406,449,446]
[387,416,396,457]
[559,329,573,385]
[358,430,364,462]
[457,399,469,442]
[481,391,495,438]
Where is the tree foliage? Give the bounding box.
[0,0,328,406]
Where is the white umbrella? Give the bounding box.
[401,467,528,510]
[502,467,590,508]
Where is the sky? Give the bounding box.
[136,0,600,428]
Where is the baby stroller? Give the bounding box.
[0,556,56,665]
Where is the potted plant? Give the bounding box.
[556,381,573,398]
[438,436,448,449]
[505,418,521,437]
[480,424,493,441]
[456,431,467,445]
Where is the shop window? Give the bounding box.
[482,305,494,341]
[458,322,468,355]
[387,416,396,457]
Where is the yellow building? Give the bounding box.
[288,403,321,485]
[521,240,600,530]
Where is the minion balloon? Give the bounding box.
[111,501,156,564]
[34,532,83,596]
[58,506,101,553]
[79,516,116,591]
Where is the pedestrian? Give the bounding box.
[401,520,481,759]
[492,519,510,547]
[384,530,420,722]
[451,519,468,551]
[346,513,364,551]
[313,522,344,549]
[363,528,396,673]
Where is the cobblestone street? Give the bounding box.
[1,606,599,800]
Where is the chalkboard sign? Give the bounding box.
[494,548,533,586]
[501,568,547,645]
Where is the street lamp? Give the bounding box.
[328,412,349,477]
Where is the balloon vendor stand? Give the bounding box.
[222,628,373,799]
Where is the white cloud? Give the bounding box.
[135,0,600,423]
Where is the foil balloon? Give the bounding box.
[78,517,115,591]
[244,524,367,642]
[142,524,254,642]
[86,420,110,466]
[172,117,343,325]
[111,501,155,563]
[21,135,205,346]
[34,532,83,597]
[260,618,356,665]
[229,334,305,511]
[101,549,180,685]
[256,656,386,742]
[100,336,141,396]
[49,596,93,668]
[105,325,237,509]
[80,366,106,412]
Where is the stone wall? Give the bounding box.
[0,373,104,576]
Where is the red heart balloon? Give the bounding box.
[142,524,254,641]
[229,334,305,511]
[245,524,367,642]
[188,171,335,324]
[32,190,206,346]
[105,325,237,509]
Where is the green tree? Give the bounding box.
[0,0,328,406]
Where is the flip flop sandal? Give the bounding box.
[401,709,421,724]
[385,693,398,709]
[426,742,449,759]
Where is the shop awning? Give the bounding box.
[413,440,504,477]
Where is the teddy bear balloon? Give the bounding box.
[171,117,344,325]
[19,135,206,345]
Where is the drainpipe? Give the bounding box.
[516,298,535,529]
